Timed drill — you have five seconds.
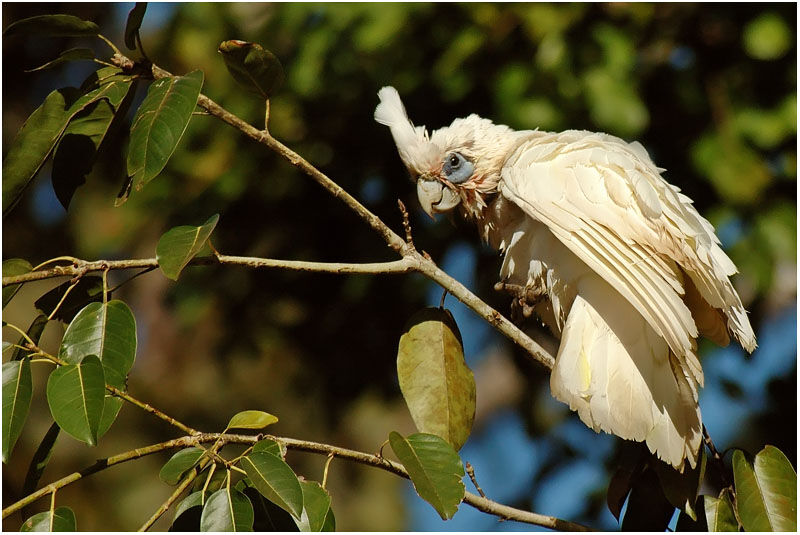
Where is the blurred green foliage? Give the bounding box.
[2,2,795,531]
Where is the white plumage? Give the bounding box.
[375,86,756,470]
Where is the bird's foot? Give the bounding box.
[493,279,546,322]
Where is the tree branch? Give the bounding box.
[22,347,198,436]
[2,256,417,287]
[2,432,593,531]
[108,54,557,371]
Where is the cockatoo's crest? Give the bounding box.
[374,87,438,174]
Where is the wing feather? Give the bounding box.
[500,130,756,365]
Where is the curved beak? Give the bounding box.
[416,178,461,219]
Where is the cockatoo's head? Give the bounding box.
[374,86,521,219]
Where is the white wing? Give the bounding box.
[499,130,756,372]
[495,130,757,469]
[491,200,702,468]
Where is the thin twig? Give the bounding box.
[10,342,199,436]
[466,462,486,498]
[703,424,731,488]
[106,385,198,436]
[397,199,415,248]
[3,435,202,519]
[138,468,199,531]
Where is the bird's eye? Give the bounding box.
[443,152,473,184]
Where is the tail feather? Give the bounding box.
[550,290,702,470]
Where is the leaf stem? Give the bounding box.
[3,323,35,347]
[32,256,78,272]
[97,33,122,56]
[48,491,56,530]
[47,279,79,321]
[322,453,335,489]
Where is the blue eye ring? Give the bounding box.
[443,152,473,184]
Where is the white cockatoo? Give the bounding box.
[375,86,756,470]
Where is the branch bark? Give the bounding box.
[2,432,593,531]
[1,256,417,286]
[26,53,556,372]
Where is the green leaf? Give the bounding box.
[320,505,335,532]
[97,397,123,439]
[127,70,204,189]
[59,300,137,388]
[34,276,104,324]
[754,446,798,531]
[175,491,204,522]
[26,48,95,73]
[159,447,206,485]
[240,452,303,519]
[200,488,254,532]
[3,258,33,308]
[2,359,33,463]
[4,14,99,38]
[388,431,465,520]
[295,481,334,532]
[227,410,279,431]
[156,214,219,280]
[51,75,136,210]
[218,40,284,99]
[58,300,136,436]
[11,315,48,362]
[252,438,286,459]
[733,447,798,531]
[46,355,105,446]
[705,489,739,532]
[124,3,148,50]
[2,89,70,215]
[20,506,77,531]
[172,490,204,530]
[204,468,232,496]
[21,423,61,505]
[243,486,300,532]
[397,308,475,451]
[3,69,133,215]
